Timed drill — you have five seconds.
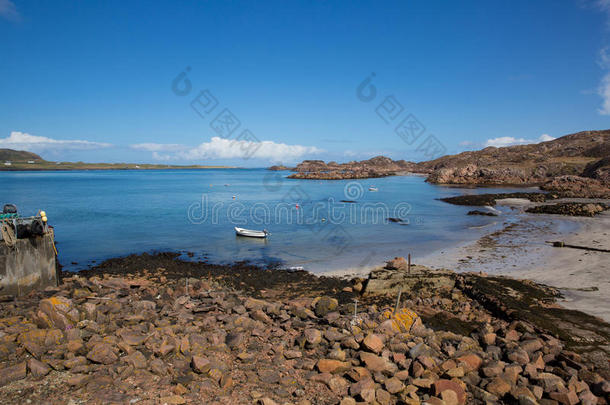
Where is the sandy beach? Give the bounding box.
[419,203,610,322]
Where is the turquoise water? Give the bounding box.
[1,169,532,273]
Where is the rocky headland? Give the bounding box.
[282,130,610,197]
[420,130,608,188]
[269,165,292,171]
[287,157,418,180]
[0,253,608,404]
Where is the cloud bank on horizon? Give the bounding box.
[2,130,563,164]
[0,131,112,153]
[0,131,322,163]
[131,137,323,162]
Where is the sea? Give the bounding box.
[1,169,537,273]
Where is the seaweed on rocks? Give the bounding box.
[440,192,552,206]
[76,252,356,305]
[526,202,609,217]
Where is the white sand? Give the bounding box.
[420,210,610,322]
[510,215,610,322]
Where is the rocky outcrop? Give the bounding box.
[540,175,610,198]
[421,130,610,187]
[0,254,608,404]
[286,130,610,192]
[425,164,540,185]
[467,210,498,216]
[268,165,292,171]
[439,192,551,206]
[526,202,609,217]
[582,156,610,184]
[288,156,420,180]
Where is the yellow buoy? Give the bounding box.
[40,211,46,217]
[42,216,47,222]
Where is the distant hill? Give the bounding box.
[0,149,44,162]
[284,129,610,197]
[0,148,233,171]
[420,129,609,185]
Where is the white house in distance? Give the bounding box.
[4,161,11,166]
[27,160,35,164]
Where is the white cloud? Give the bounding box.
[598,47,610,69]
[484,134,555,148]
[130,143,186,152]
[0,0,18,21]
[538,133,555,142]
[597,0,610,11]
[132,137,323,162]
[0,131,112,152]
[598,73,610,115]
[588,1,610,113]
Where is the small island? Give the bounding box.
[286,156,422,180]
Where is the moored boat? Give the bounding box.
[234,227,269,238]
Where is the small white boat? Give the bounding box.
[235,227,269,238]
[368,186,378,192]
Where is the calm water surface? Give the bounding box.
[1,169,534,273]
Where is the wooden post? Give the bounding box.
[408,253,411,275]
[394,288,402,314]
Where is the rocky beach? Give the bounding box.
[3,1,609,403]
[0,246,608,404]
[1,128,609,404]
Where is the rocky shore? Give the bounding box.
[0,254,608,404]
[420,130,609,195]
[286,157,420,180]
[438,191,610,217]
[281,130,610,198]
[525,203,609,217]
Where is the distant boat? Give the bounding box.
[369,186,378,192]
[235,227,269,238]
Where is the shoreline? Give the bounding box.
[65,196,610,323]
[0,166,238,172]
[5,207,602,403]
[4,247,608,403]
[418,205,610,322]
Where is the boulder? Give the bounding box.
[27,358,51,378]
[360,352,396,373]
[38,296,79,329]
[304,328,322,346]
[313,296,338,317]
[316,359,350,374]
[349,377,376,402]
[191,356,211,374]
[86,343,118,365]
[384,377,405,394]
[433,379,466,405]
[362,334,384,354]
[0,362,26,386]
[486,377,511,397]
[386,257,407,270]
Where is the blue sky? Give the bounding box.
[0,0,608,166]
